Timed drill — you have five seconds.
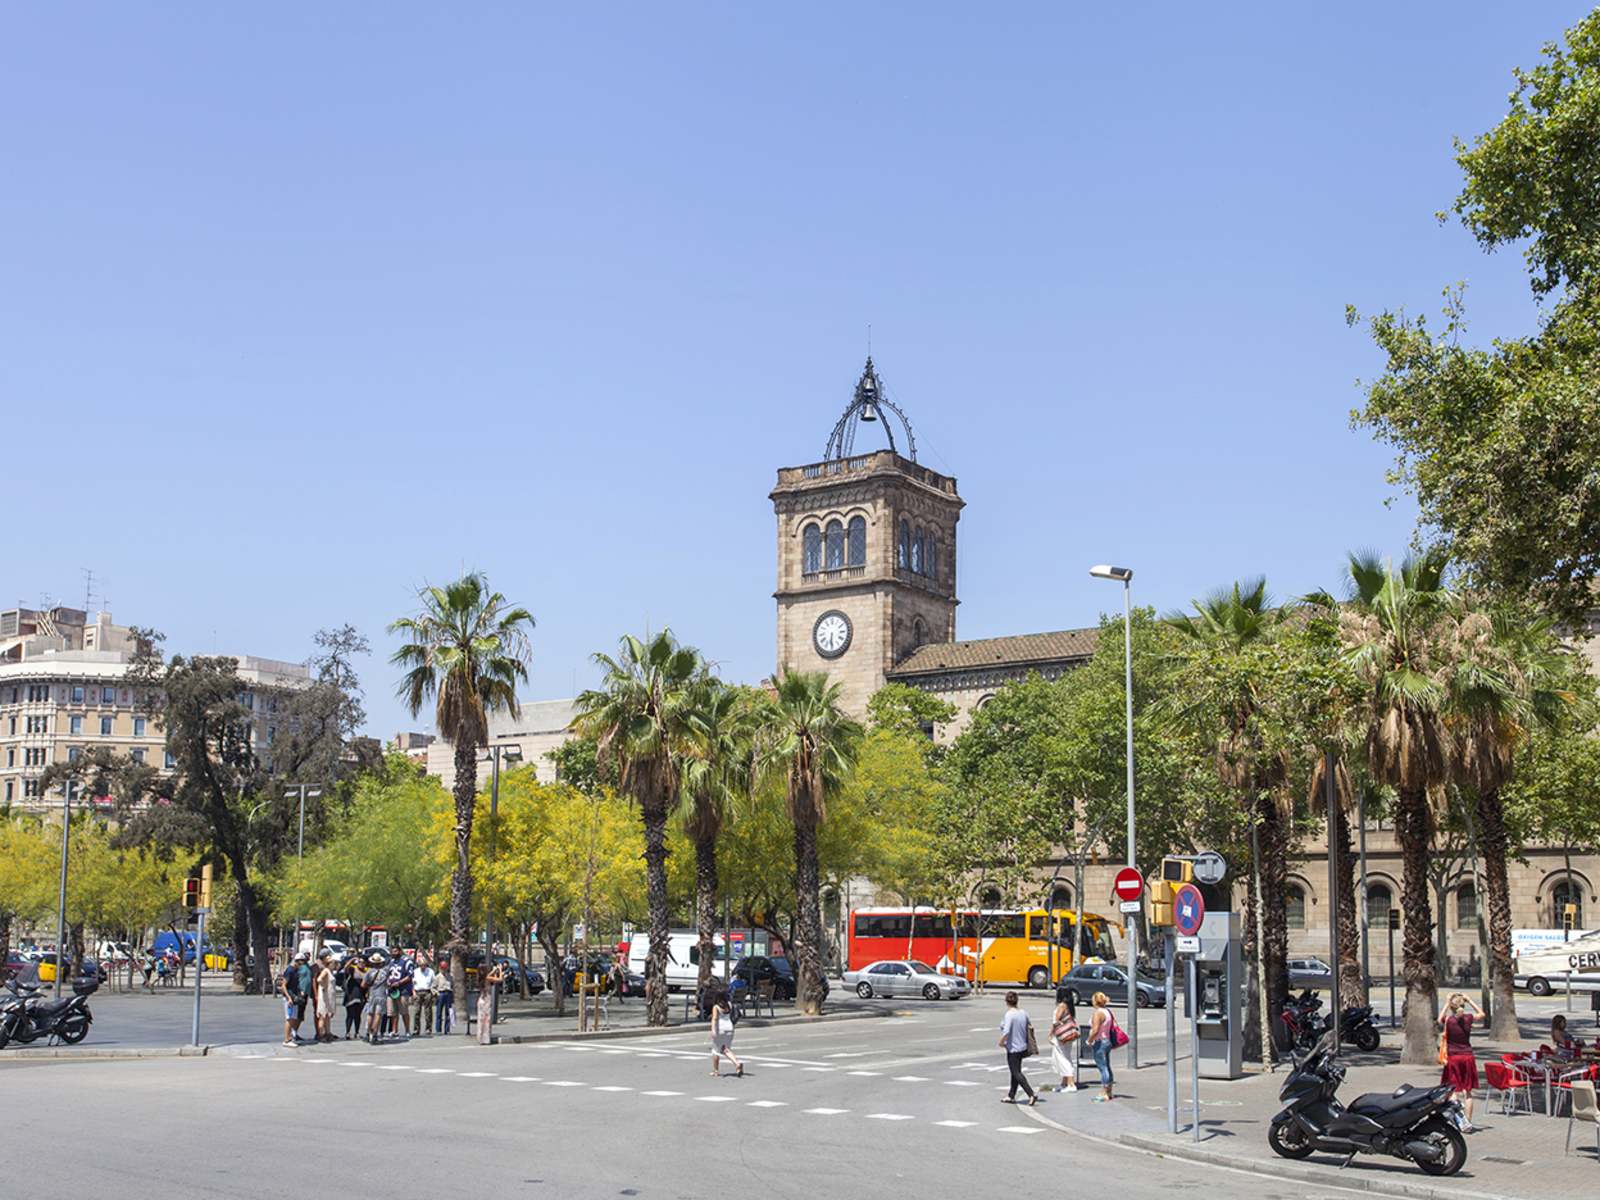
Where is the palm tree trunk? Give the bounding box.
[1476,788,1519,1039]
[1395,787,1439,1064]
[449,737,478,1035]
[1242,864,1263,1063]
[642,801,671,1028]
[1334,800,1366,1005]
[694,831,719,999]
[1258,798,1289,1056]
[793,816,824,1016]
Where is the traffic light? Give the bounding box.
[183,876,201,912]
[1150,856,1193,927]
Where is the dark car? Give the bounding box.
[1060,962,1165,1009]
[1,952,26,984]
[560,953,614,995]
[733,955,829,1002]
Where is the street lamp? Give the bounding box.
[284,784,322,963]
[480,742,523,1031]
[1090,563,1138,1069]
[53,781,75,1000]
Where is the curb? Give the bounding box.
[495,1007,890,1044]
[0,1045,210,1061]
[1117,1133,1516,1200]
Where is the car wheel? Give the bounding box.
[1529,976,1553,997]
[1135,991,1150,1009]
[923,983,941,1001]
[856,981,873,999]
[1027,966,1049,990]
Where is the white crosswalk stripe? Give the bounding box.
[997,1126,1043,1135]
[865,1113,915,1121]
[935,1120,978,1127]
[803,1107,849,1115]
[642,1090,683,1097]
[541,1080,585,1086]
[502,1076,539,1082]
[746,1100,787,1107]
[696,1095,739,1102]
[592,1085,632,1092]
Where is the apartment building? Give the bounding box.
[0,605,309,813]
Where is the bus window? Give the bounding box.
[1086,922,1117,960]
[1028,915,1047,941]
[857,914,911,940]
[912,914,951,938]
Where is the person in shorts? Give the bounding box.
[278,951,312,1046]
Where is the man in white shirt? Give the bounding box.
[413,959,437,1037]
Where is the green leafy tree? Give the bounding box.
[571,630,701,1026]
[757,670,863,1015]
[390,573,534,1029]
[866,683,957,761]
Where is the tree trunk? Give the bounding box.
[793,816,824,1016]
[1395,787,1439,1064]
[642,801,671,1028]
[1333,799,1366,1006]
[1242,865,1263,1063]
[1258,798,1289,1055]
[223,847,272,995]
[231,900,250,991]
[694,831,719,999]
[1476,788,1520,1040]
[68,921,86,980]
[537,925,566,1017]
[0,910,11,978]
[449,736,479,1035]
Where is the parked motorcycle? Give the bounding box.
[0,978,97,1048]
[1280,990,1382,1054]
[1268,1031,1466,1176]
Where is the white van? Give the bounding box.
[627,931,726,991]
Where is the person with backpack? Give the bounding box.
[278,951,312,1047]
[707,983,743,1077]
[997,990,1038,1105]
[1087,989,1124,1102]
[1049,986,1080,1092]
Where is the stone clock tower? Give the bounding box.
[771,359,963,716]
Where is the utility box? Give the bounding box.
[1184,911,1243,1080]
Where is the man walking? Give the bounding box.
[278,951,312,1047]
[413,956,437,1037]
[387,949,415,1040]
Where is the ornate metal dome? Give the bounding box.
[823,357,917,462]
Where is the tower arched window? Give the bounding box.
[802,524,822,575]
[846,516,866,567]
[1553,878,1585,930]
[825,520,845,570]
[898,518,910,569]
[1456,882,1477,929]
[911,526,923,574]
[1366,884,1392,928]
[927,533,939,582]
[911,616,927,649]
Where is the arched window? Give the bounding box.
[1456,882,1477,929]
[1049,885,1073,910]
[928,534,939,582]
[1366,884,1392,928]
[802,524,822,575]
[978,885,1003,908]
[1286,884,1307,930]
[911,526,924,573]
[898,518,910,569]
[1553,878,1585,930]
[846,515,866,566]
[911,617,927,650]
[825,520,844,570]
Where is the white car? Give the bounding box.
[843,960,971,1001]
[1515,972,1600,997]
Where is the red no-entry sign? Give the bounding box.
[1112,867,1144,903]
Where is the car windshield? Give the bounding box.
[908,961,938,975]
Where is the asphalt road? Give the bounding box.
[8,994,1384,1200]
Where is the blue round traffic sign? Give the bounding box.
[1173,883,1206,936]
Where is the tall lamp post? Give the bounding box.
[481,742,523,1028]
[1090,563,1137,1069]
[284,784,321,961]
[53,782,75,1000]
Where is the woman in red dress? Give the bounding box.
[1439,992,1483,1131]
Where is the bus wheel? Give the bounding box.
[1028,967,1049,990]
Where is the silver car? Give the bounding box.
[843,959,971,1001]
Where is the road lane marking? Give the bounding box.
[456,1071,497,1078]
[541,1080,585,1086]
[376,1065,413,1071]
[599,1049,629,1054]
[414,1068,454,1074]
[997,1126,1043,1135]
[944,1081,983,1087]
[642,1090,683,1097]
[847,1070,882,1077]
[935,1120,978,1127]
[696,1095,739,1102]
[801,1066,833,1072]
[747,1100,787,1108]
[826,1052,868,1058]
[593,1086,632,1092]
[865,1113,915,1121]
[803,1108,849,1115]
[337,1062,374,1067]
[502,1076,540,1082]
[892,1075,930,1082]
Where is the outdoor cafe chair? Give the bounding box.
[1566,1079,1600,1156]
[1553,1065,1598,1117]
[1485,1060,1533,1115]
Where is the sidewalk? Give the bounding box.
[1038,1028,1595,1200]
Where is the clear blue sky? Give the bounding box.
[5,5,1585,738]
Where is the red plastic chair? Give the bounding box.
[1486,1061,1533,1115]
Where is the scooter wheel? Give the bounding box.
[57,1015,89,1045]
[1354,1026,1380,1053]
[1412,1118,1466,1177]
[1268,1121,1315,1160]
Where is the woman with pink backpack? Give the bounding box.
[1087,990,1127,1102]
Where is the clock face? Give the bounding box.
[813,611,852,659]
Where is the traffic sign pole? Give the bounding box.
[1113,867,1145,1071]
[1165,932,1177,1133]
[191,907,207,1047]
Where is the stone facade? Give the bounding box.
[424,697,578,788]
[770,451,963,716]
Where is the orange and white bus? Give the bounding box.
[847,906,1120,989]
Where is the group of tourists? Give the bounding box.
[277,947,460,1046]
[997,987,1122,1106]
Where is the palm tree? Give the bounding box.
[1308,754,1366,1007]
[757,670,863,1016]
[680,680,757,999]
[390,573,533,1032]
[1455,606,1573,1039]
[1166,578,1290,1061]
[571,631,701,1027]
[1334,550,1457,1064]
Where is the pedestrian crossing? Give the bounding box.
[230,1036,1072,1141]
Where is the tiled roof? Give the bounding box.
[887,628,1099,677]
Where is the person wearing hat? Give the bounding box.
[278,951,313,1047]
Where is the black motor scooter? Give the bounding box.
[1268,1031,1466,1176]
[0,978,97,1047]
